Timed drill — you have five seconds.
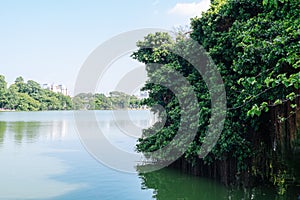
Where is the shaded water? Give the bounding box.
[0,111,298,200]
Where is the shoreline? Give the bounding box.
[0,108,15,112]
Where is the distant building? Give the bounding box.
[136,90,149,99]
[41,83,68,96]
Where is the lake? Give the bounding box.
[0,111,298,200]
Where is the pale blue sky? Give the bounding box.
[0,0,210,95]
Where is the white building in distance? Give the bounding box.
[42,83,68,96]
[135,90,149,99]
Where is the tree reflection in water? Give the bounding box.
[0,121,6,145]
[138,167,227,200]
[137,166,300,200]
[0,120,67,146]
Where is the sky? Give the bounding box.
[0,0,211,95]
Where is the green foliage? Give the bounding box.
[0,75,8,108]
[0,75,72,111]
[72,91,143,110]
[272,170,288,195]
[132,0,300,184]
[72,93,95,110]
[191,0,300,167]
[0,75,142,111]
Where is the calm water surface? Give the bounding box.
[0,111,298,200]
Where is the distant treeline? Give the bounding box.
[0,75,142,111]
[72,91,143,110]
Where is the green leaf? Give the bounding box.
[264,77,274,87]
[274,99,283,105]
[286,92,296,101]
[291,104,297,109]
[263,0,269,6]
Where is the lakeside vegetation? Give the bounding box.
[0,75,143,111]
[0,0,299,195]
[133,0,300,193]
[72,91,142,110]
[0,75,72,111]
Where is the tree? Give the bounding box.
[26,80,42,97]
[14,76,26,93]
[72,93,95,110]
[55,93,72,110]
[5,84,20,110]
[0,75,72,111]
[133,0,300,187]
[0,75,7,108]
[94,93,112,110]
[16,93,40,111]
[6,84,40,111]
[109,91,131,109]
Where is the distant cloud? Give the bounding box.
[168,0,210,17]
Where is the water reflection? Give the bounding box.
[0,150,83,200]
[45,120,68,140]
[138,168,228,200]
[0,121,6,145]
[138,167,300,200]
[1,111,297,200]
[0,120,69,146]
[0,117,83,200]
[9,121,41,144]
